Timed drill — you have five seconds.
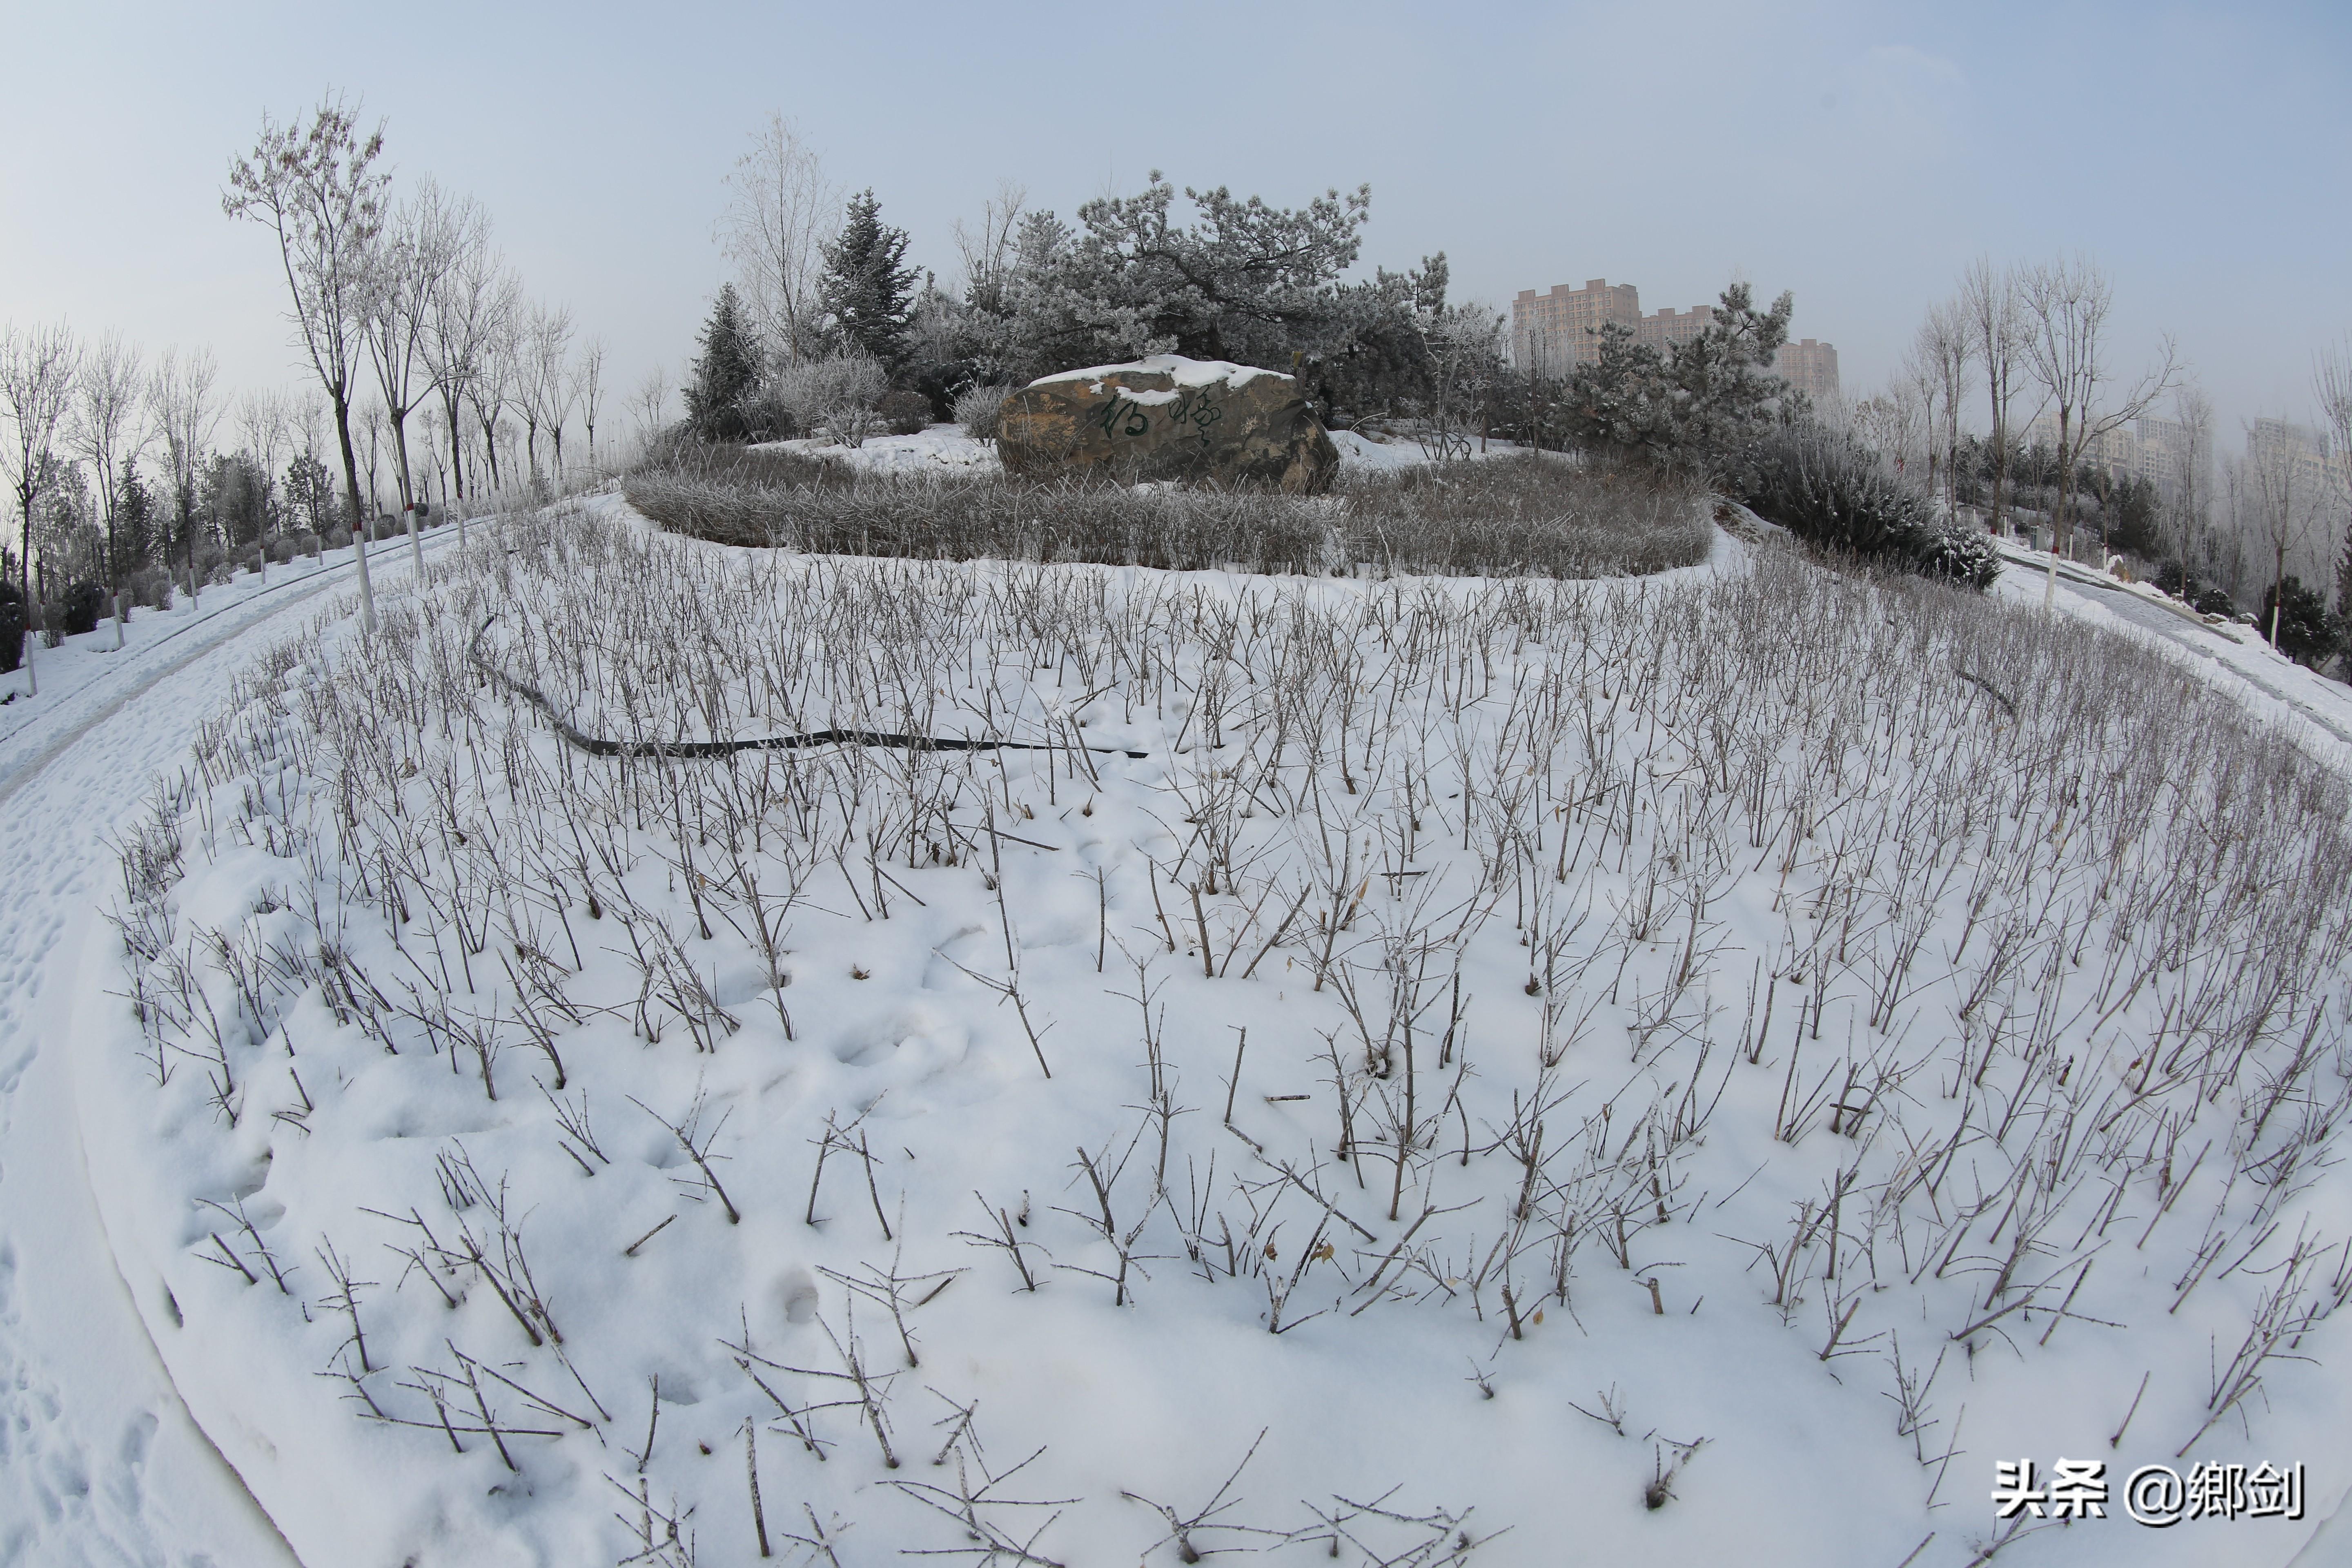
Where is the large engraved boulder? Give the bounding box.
[996,355,1339,494]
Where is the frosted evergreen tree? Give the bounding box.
[1563,282,1795,483]
[818,191,917,370]
[966,175,1381,382]
[684,283,760,441]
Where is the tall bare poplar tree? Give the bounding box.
[234,387,291,577]
[518,303,572,486]
[2017,254,2174,579]
[2165,383,2214,595]
[423,237,512,501]
[573,336,607,470]
[223,94,388,631]
[2247,419,2323,646]
[719,113,838,366]
[148,347,220,611]
[71,332,148,645]
[1960,258,2027,539]
[368,175,480,523]
[1912,301,1974,517]
[2315,337,2352,612]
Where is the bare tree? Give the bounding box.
[1959,258,2028,539]
[1855,379,1927,480]
[951,180,1029,314]
[71,333,149,645]
[1420,305,1504,461]
[148,347,221,612]
[368,174,482,555]
[357,397,387,519]
[719,113,838,365]
[2246,419,2326,646]
[234,387,290,579]
[520,303,573,487]
[2016,253,2176,588]
[2314,336,2352,612]
[292,387,330,469]
[1912,300,1974,517]
[466,309,521,494]
[2161,382,2213,596]
[423,235,513,501]
[0,321,79,688]
[223,95,388,631]
[632,366,671,456]
[573,337,608,471]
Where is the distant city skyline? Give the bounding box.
[3,0,2345,449]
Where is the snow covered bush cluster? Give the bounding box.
[755,352,892,450]
[96,501,2352,1565]
[1744,421,2003,590]
[625,453,1711,581]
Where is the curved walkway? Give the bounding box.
[0,529,467,1566]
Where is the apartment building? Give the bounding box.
[1771,339,1840,404]
[2245,418,2349,511]
[2025,412,2217,504]
[1635,305,1715,354]
[1511,278,1639,376]
[1512,276,1838,403]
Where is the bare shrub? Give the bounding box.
[625,452,1709,580]
[877,389,931,437]
[954,383,1014,442]
[768,352,887,449]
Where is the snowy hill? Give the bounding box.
[54,494,2352,1568]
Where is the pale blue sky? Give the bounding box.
[4,0,2345,440]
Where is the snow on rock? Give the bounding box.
[1000,356,1338,493]
[73,498,2352,1566]
[1029,353,1278,392]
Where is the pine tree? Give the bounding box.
[2334,525,2352,623]
[1562,282,1795,484]
[2261,574,2338,668]
[818,191,917,369]
[685,283,761,441]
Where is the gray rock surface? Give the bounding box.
[997,355,1339,493]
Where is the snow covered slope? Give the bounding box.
[0,529,466,1568]
[49,502,2352,1567]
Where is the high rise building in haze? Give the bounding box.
[1512,277,1836,401]
[1511,279,1639,376]
[1771,339,1840,405]
[2024,412,2223,506]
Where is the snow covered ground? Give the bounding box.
[755,422,1509,478]
[1991,546,2352,758]
[26,488,2352,1568]
[0,524,466,1566]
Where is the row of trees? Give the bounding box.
[222,96,610,523]
[1861,257,2352,660]
[2,95,611,664]
[1871,256,2176,555]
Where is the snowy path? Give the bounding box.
[1997,547,2352,754]
[0,531,463,1567]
